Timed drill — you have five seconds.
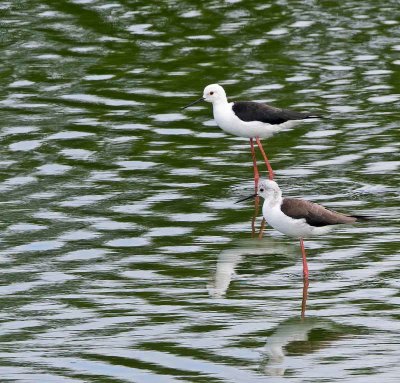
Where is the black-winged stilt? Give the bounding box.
[182,84,320,188]
[237,180,368,279]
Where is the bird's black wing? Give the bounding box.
[281,198,357,227]
[232,101,318,125]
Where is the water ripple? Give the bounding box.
[0,1,399,382]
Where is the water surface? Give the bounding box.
[0,0,400,382]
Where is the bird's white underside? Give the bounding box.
[262,199,333,239]
[213,102,301,139]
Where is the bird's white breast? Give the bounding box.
[212,103,292,139]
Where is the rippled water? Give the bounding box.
[1,0,400,382]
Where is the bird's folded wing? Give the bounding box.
[232,101,314,124]
[281,198,357,227]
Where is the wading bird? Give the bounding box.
[182,84,320,189]
[237,180,368,278]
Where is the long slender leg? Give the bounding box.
[250,138,267,238]
[255,137,274,180]
[300,238,309,279]
[249,138,260,191]
[301,277,309,319]
[250,138,263,237]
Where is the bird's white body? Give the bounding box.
[260,180,333,239]
[212,102,299,139]
[262,199,332,239]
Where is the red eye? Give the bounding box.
[210,91,214,95]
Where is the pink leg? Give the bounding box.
[255,137,274,180]
[300,238,309,279]
[249,138,260,190]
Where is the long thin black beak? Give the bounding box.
[235,193,258,204]
[181,97,205,109]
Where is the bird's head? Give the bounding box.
[181,84,227,109]
[236,179,282,204]
[258,180,281,200]
[203,84,227,104]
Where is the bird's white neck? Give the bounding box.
[263,192,283,210]
[211,97,229,108]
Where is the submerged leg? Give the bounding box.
[250,138,260,191]
[300,238,309,279]
[255,137,274,180]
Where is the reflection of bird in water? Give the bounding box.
[260,317,339,376]
[238,179,368,279]
[207,238,296,298]
[182,83,320,185]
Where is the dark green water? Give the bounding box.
[0,1,399,382]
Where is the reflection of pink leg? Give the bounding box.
[255,137,274,180]
[258,217,266,239]
[301,277,309,319]
[250,138,260,191]
[300,238,309,279]
[251,196,260,237]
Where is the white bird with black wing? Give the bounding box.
[182,84,320,187]
[237,180,368,278]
